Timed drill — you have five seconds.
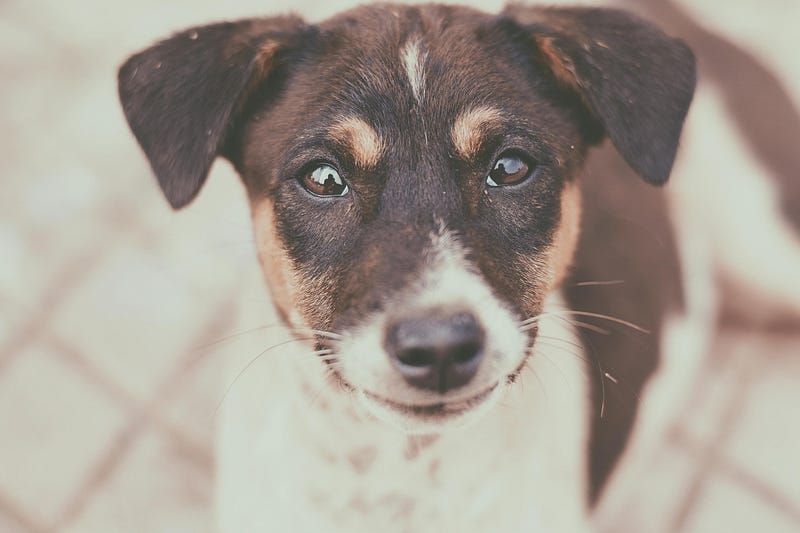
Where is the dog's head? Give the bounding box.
[119,4,694,431]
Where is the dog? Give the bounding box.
[118,3,699,531]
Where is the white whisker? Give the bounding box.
[557,310,650,334]
[574,279,626,287]
[199,323,285,349]
[212,337,316,417]
[567,319,610,335]
[521,312,609,335]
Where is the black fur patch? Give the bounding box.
[118,16,308,208]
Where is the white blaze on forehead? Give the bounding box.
[401,39,427,102]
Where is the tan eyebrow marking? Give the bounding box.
[451,106,505,160]
[329,116,384,168]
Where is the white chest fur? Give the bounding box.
[217,294,591,533]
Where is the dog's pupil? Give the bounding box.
[323,173,341,193]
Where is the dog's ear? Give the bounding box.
[118,16,307,208]
[502,6,696,184]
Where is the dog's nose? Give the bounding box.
[385,311,485,393]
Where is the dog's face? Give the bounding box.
[119,4,694,431]
[243,7,592,429]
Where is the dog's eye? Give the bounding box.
[300,164,349,197]
[486,154,535,187]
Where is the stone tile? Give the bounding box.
[596,447,697,533]
[723,339,800,505]
[671,330,767,453]
[0,296,27,350]
[50,238,238,402]
[0,511,29,533]
[64,429,213,533]
[0,220,54,311]
[684,475,799,533]
[0,343,125,524]
[0,204,121,313]
[678,354,740,447]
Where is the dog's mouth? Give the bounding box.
[362,383,499,418]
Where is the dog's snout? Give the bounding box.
[385,311,485,393]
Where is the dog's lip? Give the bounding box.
[363,384,498,416]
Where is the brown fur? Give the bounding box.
[253,40,281,79]
[534,35,581,93]
[251,197,341,329]
[347,447,378,475]
[549,182,583,288]
[250,199,298,323]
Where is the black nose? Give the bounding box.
[385,311,485,393]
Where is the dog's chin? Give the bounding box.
[356,384,503,434]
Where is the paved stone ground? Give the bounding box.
[1,1,798,532]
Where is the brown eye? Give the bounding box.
[301,164,349,197]
[486,154,535,187]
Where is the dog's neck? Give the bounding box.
[217,294,591,533]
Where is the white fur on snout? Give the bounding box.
[335,227,528,431]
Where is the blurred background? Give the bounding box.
[1,0,798,531]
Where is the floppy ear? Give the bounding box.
[118,16,307,209]
[503,6,696,184]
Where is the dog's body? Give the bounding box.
[118,3,705,531]
[217,293,591,532]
